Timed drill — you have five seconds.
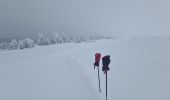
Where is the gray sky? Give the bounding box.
[0,0,170,39]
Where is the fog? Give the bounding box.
[0,0,170,40]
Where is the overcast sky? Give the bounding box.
[0,0,170,39]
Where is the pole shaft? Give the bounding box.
[97,67,101,92]
[106,71,108,100]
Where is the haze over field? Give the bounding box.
[0,0,170,41]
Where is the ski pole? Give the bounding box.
[94,53,101,92]
[97,66,101,92]
[106,71,108,100]
[102,55,110,100]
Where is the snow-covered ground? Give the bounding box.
[0,36,170,100]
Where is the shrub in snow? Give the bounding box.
[49,34,58,44]
[0,42,10,50]
[57,35,64,43]
[9,39,18,50]
[37,33,53,45]
[35,31,111,47]
[38,33,46,45]
[49,33,66,44]
[74,36,86,43]
[18,38,35,49]
[44,38,51,45]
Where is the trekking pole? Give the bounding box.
[106,71,108,100]
[94,53,101,92]
[102,55,110,100]
[97,66,101,92]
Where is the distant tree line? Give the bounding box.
[0,32,111,51]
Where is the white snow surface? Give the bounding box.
[0,36,170,100]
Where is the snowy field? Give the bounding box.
[0,36,170,100]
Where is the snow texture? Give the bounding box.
[0,36,170,100]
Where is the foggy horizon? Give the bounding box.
[1,0,170,41]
